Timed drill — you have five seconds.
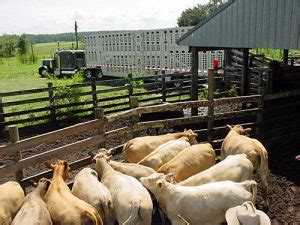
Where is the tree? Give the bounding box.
[177,2,221,27]
[17,34,29,55]
[2,38,15,57]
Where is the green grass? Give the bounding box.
[0,41,85,92]
[33,41,84,57]
[0,56,47,92]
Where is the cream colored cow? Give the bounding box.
[178,154,253,186]
[140,173,257,225]
[93,150,153,225]
[72,168,113,224]
[0,181,24,225]
[12,178,52,225]
[45,160,103,225]
[109,160,156,180]
[123,130,197,163]
[138,137,191,170]
[221,125,268,203]
[157,143,215,182]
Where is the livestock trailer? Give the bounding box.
[84,27,224,78]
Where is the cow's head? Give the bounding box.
[37,178,51,197]
[140,173,175,193]
[45,160,70,180]
[92,148,112,164]
[226,125,252,135]
[183,129,198,145]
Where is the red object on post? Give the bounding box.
[213,58,219,69]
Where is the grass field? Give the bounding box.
[33,41,84,56]
[0,41,84,92]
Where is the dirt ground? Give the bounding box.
[0,110,299,224]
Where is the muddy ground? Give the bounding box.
[0,106,299,224]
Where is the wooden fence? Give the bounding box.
[223,67,272,95]
[0,72,224,135]
[1,83,299,191]
[0,88,261,190]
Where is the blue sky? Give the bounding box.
[0,0,208,35]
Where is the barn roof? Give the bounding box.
[177,0,300,50]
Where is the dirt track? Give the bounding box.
[0,117,299,224]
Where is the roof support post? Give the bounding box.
[191,47,199,116]
[242,48,250,96]
[283,49,289,64]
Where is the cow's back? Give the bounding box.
[158,143,216,182]
[124,135,177,163]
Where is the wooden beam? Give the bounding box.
[0,119,105,157]
[242,48,250,96]
[191,47,199,116]
[283,49,289,64]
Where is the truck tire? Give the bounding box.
[84,69,93,79]
[38,67,47,77]
[95,69,103,79]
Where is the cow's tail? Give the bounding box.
[122,199,141,225]
[98,199,112,225]
[250,180,257,204]
[82,207,103,225]
[258,144,269,206]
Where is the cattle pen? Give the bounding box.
[0,68,299,222]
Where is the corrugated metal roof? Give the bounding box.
[177,0,300,50]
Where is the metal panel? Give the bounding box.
[177,0,300,50]
[248,0,257,47]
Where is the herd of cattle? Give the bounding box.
[0,125,271,225]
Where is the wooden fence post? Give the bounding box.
[191,47,199,116]
[0,97,5,135]
[256,71,265,138]
[207,69,215,144]
[161,70,166,102]
[48,82,57,128]
[127,73,133,97]
[94,107,106,149]
[8,125,24,186]
[91,77,98,109]
[129,96,139,138]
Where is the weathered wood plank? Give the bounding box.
[0,119,105,156]
[2,106,51,118]
[97,94,129,103]
[0,87,49,97]
[0,134,105,176]
[21,156,92,188]
[2,97,50,107]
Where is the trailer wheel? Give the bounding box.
[95,69,103,79]
[84,69,93,79]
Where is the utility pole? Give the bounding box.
[75,21,78,50]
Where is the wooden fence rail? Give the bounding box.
[0,72,218,134]
[0,93,261,189]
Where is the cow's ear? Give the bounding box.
[156,180,164,189]
[225,125,232,131]
[63,161,69,168]
[45,161,54,169]
[242,128,252,135]
[165,173,176,184]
